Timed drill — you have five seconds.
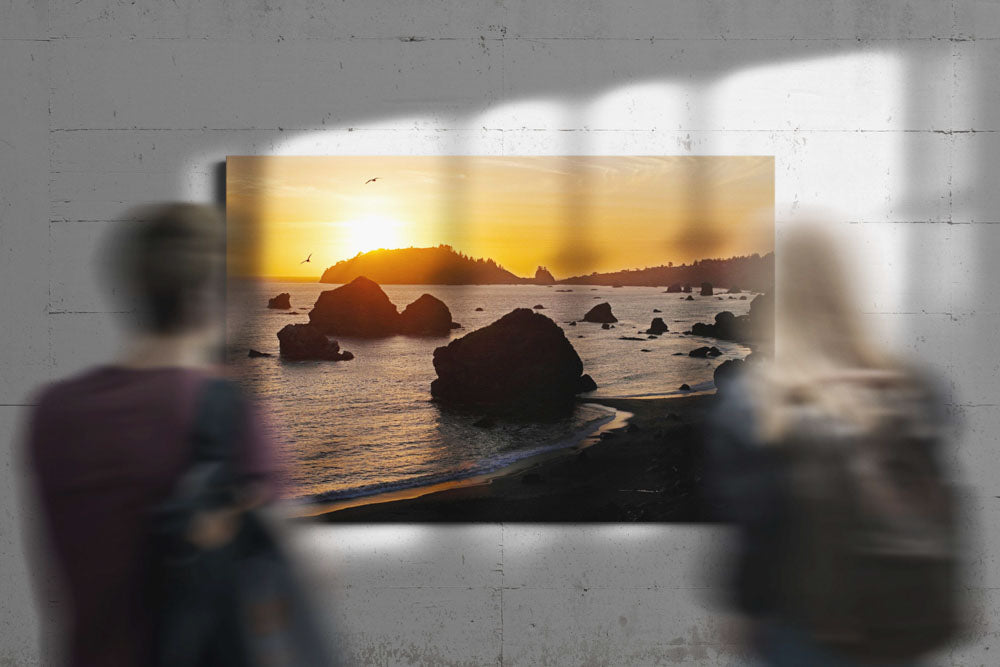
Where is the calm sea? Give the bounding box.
[227,281,753,504]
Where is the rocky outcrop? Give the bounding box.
[691,311,749,342]
[267,293,291,309]
[749,291,774,342]
[247,349,272,358]
[309,276,462,337]
[646,318,669,335]
[533,266,556,285]
[713,358,744,395]
[687,292,773,344]
[309,276,401,337]
[277,323,354,361]
[583,302,618,323]
[685,295,694,301]
[683,284,692,293]
[700,282,714,296]
[666,283,683,293]
[399,293,454,336]
[689,346,721,358]
[727,286,741,294]
[431,308,596,416]
[533,304,545,310]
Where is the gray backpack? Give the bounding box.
[779,377,961,662]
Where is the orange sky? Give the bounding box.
[227,155,774,280]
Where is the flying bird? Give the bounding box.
[300,253,312,264]
[365,177,379,185]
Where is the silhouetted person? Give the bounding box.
[707,222,963,666]
[24,204,279,666]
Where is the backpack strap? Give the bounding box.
[190,377,245,464]
[169,378,246,512]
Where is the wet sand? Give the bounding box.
[308,393,718,523]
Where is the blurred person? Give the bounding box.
[23,204,333,666]
[706,222,963,666]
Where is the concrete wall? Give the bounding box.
[2,1,999,664]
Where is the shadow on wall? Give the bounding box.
[198,41,975,318]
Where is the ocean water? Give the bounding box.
[227,281,753,504]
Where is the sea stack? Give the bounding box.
[398,293,455,336]
[646,318,669,335]
[431,308,596,416]
[700,282,714,296]
[267,292,291,309]
[713,358,745,395]
[533,266,556,285]
[277,323,353,361]
[308,276,401,337]
[583,302,618,324]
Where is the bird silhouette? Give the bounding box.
[364,177,379,185]
[300,253,312,264]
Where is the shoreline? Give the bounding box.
[304,392,718,523]
[291,403,631,519]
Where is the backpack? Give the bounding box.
[149,378,337,666]
[778,376,961,662]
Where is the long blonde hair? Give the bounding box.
[752,222,905,442]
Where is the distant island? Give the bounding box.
[559,252,775,293]
[318,245,774,291]
[320,245,529,285]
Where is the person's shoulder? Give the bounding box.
[29,367,111,414]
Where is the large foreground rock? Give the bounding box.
[267,292,291,309]
[309,276,400,337]
[278,323,353,361]
[431,308,596,415]
[582,302,618,323]
[399,293,454,336]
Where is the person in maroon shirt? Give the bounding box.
[24,204,277,666]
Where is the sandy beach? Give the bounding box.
[306,393,718,523]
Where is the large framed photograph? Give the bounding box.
[226,156,774,521]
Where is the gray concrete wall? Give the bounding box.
[2,1,998,664]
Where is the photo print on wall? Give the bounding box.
[226,155,774,522]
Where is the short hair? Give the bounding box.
[117,204,225,333]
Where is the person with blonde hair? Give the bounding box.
[707,222,962,666]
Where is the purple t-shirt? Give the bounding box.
[25,366,277,667]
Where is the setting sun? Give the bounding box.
[226,155,774,279]
[335,214,409,258]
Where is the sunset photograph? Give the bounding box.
[226,155,774,521]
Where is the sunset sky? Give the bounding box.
[227,155,774,279]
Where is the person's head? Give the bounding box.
[776,220,881,372]
[112,203,225,337]
[752,219,900,440]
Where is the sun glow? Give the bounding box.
[226,155,774,278]
[336,215,409,258]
